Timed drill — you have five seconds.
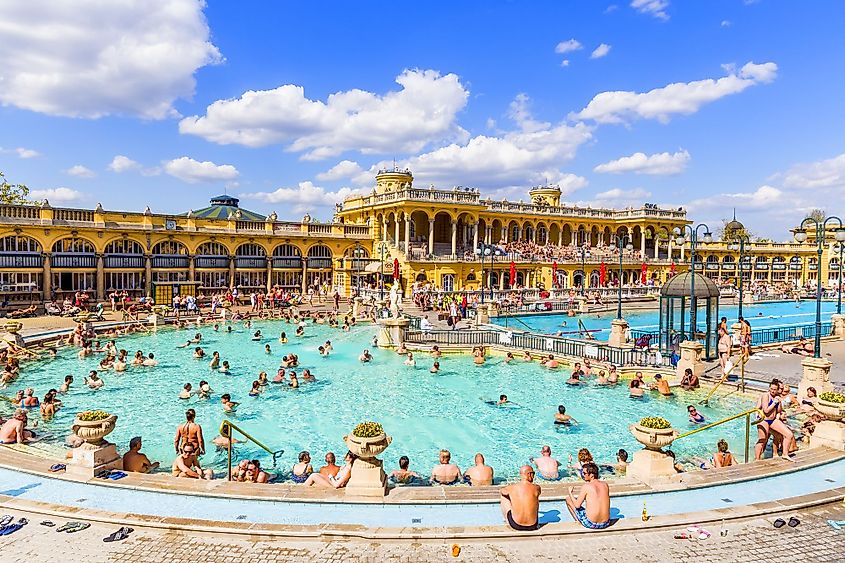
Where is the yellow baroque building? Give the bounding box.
[0,169,842,305]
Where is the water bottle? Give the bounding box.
[642,501,649,521]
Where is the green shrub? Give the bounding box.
[352,421,384,437]
[76,410,112,422]
[639,416,672,429]
[820,391,845,404]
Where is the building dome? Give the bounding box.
[724,209,745,237]
[184,195,265,221]
[660,272,720,298]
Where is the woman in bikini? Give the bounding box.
[755,380,795,461]
[174,408,205,456]
[713,439,736,468]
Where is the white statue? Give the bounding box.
[389,284,399,318]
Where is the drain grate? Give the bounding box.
[236,515,248,520]
[411,518,422,524]
[825,478,836,483]
[75,498,87,503]
[721,498,733,503]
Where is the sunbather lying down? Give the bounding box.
[781,338,812,356]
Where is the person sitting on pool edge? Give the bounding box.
[319,452,340,478]
[389,455,421,484]
[554,405,577,425]
[530,445,562,480]
[465,453,494,486]
[499,465,540,531]
[171,443,213,480]
[123,436,160,473]
[303,451,356,488]
[564,462,611,530]
[430,449,462,485]
[680,368,700,390]
[650,374,673,397]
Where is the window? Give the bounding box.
[0,272,42,292]
[52,238,94,253]
[441,273,455,292]
[154,271,187,282]
[105,239,143,254]
[235,271,266,288]
[53,272,95,291]
[106,272,144,291]
[236,243,266,257]
[0,235,41,253]
[272,271,302,288]
[197,271,229,288]
[196,242,229,256]
[152,240,187,255]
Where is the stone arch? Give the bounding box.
[52,236,96,254]
[536,222,548,245]
[548,223,561,246]
[0,233,42,253]
[196,241,230,256]
[562,224,573,245]
[507,220,520,243]
[103,237,144,255]
[152,240,188,255]
[235,243,267,257]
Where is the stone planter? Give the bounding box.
[630,423,679,451]
[72,414,117,445]
[343,432,392,497]
[4,322,23,334]
[816,399,845,422]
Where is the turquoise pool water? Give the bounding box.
[498,300,840,339]
[6,321,754,480]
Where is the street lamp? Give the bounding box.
[475,243,496,303]
[728,234,750,320]
[579,246,586,296]
[379,242,386,300]
[835,242,845,315]
[674,223,713,340]
[616,235,633,319]
[353,242,363,296]
[794,217,845,357]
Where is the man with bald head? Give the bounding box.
[464,453,494,486]
[499,465,541,531]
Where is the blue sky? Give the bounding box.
[1,0,844,239]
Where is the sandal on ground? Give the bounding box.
[103,526,134,542]
[40,520,55,527]
[773,518,786,528]
[788,517,800,528]
[66,522,90,533]
[108,471,128,480]
[0,518,28,536]
[48,463,66,472]
[828,520,844,531]
[56,521,81,533]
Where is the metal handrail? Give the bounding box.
[219,420,284,481]
[674,407,759,463]
[699,354,749,405]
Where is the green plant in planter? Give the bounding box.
[352,421,384,438]
[820,391,845,404]
[639,416,672,430]
[76,410,112,422]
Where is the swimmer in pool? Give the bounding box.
[505,352,515,364]
[498,394,509,406]
[248,380,262,396]
[430,346,441,358]
[209,351,220,369]
[302,369,315,382]
[252,330,262,341]
[219,361,231,374]
[198,380,212,399]
[687,405,705,423]
[554,405,577,425]
[295,325,305,337]
[359,349,372,362]
[318,346,328,356]
[179,383,193,400]
[272,369,286,384]
[220,394,238,412]
[544,354,559,369]
[473,347,485,365]
[430,361,440,373]
[289,373,299,388]
[193,347,205,359]
[522,351,532,362]
[404,352,416,367]
[324,341,333,353]
[279,332,288,343]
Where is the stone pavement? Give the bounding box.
[1,501,844,562]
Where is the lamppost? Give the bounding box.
[794,217,845,358]
[616,235,633,319]
[674,223,713,340]
[379,242,386,300]
[475,243,496,303]
[835,242,845,315]
[728,234,750,320]
[579,245,586,296]
[353,242,363,296]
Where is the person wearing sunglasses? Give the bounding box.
[171,444,213,480]
[499,465,541,531]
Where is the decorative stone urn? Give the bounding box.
[815,398,845,422]
[629,423,679,451]
[72,413,117,445]
[4,322,23,334]
[811,396,845,451]
[343,430,392,497]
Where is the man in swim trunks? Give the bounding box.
[430,449,462,485]
[174,408,206,456]
[464,453,494,486]
[319,452,340,478]
[390,455,421,483]
[171,444,213,480]
[554,405,577,425]
[531,445,562,480]
[499,465,541,531]
[123,436,160,473]
[565,462,611,529]
[0,409,34,443]
[651,374,673,396]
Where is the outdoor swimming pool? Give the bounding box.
[497,300,839,340]
[6,321,755,480]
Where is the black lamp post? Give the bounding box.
[616,235,633,319]
[835,242,844,315]
[794,216,845,357]
[579,246,586,296]
[674,223,713,340]
[728,234,750,320]
[475,243,497,303]
[379,242,386,300]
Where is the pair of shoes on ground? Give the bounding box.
[0,516,28,536]
[55,521,91,533]
[773,517,800,529]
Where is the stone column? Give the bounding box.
[558,228,564,246]
[96,253,105,301]
[515,227,522,242]
[680,245,685,261]
[404,216,411,257]
[266,258,273,292]
[42,252,52,301]
[228,255,236,289]
[428,218,435,255]
[799,356,833,398]
[832,314,845,340]
[485,226,492,245]
[394,219,400,248]
[668,238,673,262]
[501,226,507,243]
[301,261,308,292]
[450,220,457,257]
[188,255,196,283]
[473,222,479,252]
[607,318,629,347]
[382,220,388,242]
[144,255,152,297]
[676,340,704,380]
[640,232,646,256]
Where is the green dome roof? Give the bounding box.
[185,195,265,221]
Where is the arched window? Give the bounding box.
[272,244,302,269]
[0,235,42,269]
[195,242,229,269]
[235,243,267,269]
[151,240,188,269]
[0,235,41,253]
[52,237,95,254]
[307,245,333,269]
[105,239,143,254]
[236,243,266,257]
[196,242,229,256]
[152,240,187,255]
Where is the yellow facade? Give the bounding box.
[0,169,841,304]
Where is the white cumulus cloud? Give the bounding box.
[782,154,845,190]
[15,147,40,159]
[108,155,142,173]
[316,160,365,182]
[631,0,670,20]
[164,157,239,183]
[571,61,777,124]
[590,43,612,59]
[179,69,470,160]
[65,165,96,178]
[594,150,690,175]
[555,39,583,54]
[241,181,362,215]
[30,187,84,203]
[0,0,221,119]
[590,187,652,206]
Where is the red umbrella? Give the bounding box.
[670,261,676,275]
[641,262,647,284]
[509,261,517,288]
[392,258,399,278]
[599,262,607,286]
[552,261,558,286]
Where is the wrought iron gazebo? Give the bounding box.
[658,272,720,360]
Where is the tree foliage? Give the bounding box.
[0,171,33,205]
[806,208,826,223]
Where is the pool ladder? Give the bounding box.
[219,420,284,481]
[699,354,750,406]
[674,407,759,464]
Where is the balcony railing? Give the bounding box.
[0,206,40,220]
[104,255,144,269]
[272,257,302,269]
[234,257,267,269]
[152,255,189,269]
[307,257,333,269]
[0,253,42,268]
[52,253,96,268]
[195,256,229,269]
[54,209,94,222]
